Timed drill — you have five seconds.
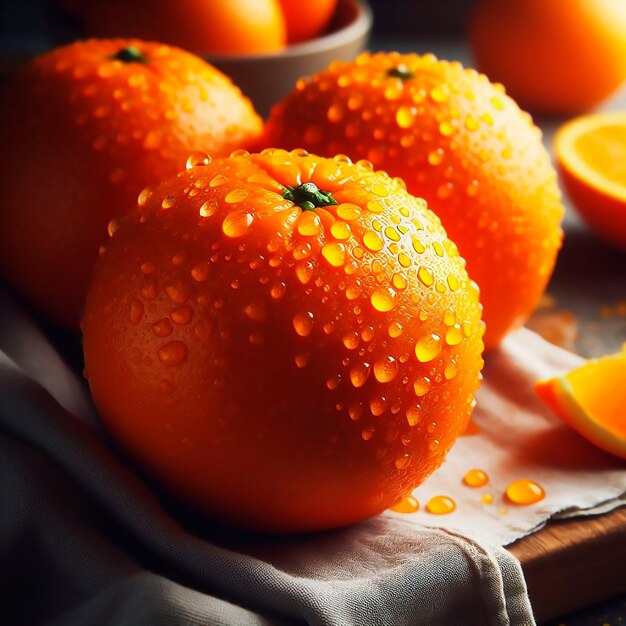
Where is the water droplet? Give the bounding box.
[417,266,434,287]
[406,404,421,426]
[463,469,489,488]
[361,427,375,441]
[370,394,387,416]
[107,218,122,237]
[165,282,190,304]
[191,263,210,282]
[327,104,343,122]
[244,303,267,322]
[222,210,253,237]
[336,203,361,221]
[415,334,442,362]
[439,121,454,137]
[388,321,404,338]
[348,404,363,421]
[209,174,227,187]
[186,151,211,169]
[225,188,248,204]
[326,375,341,390]
[396,106,416,128]
[362,231,384,252]
[292,311,314,337]
[296,211,322,236]
[390,495,419,513]
[371,286,397,312]
[430,85,450,102]
[321,242,346,267]
[294,353,309,368]
[199,200,217,217]
[413,376,431,397]
[395,453,410,469]
[372,184,389,197]
[152,318,173,337]
[428,149,444,166]
[349,361,371,387]
[481,494,494,505]
[445,325,463,346]
[270,282,286,299]
[295,261,314,284]
[505,480,545,505]
[129,299,144,325]
[330,221,351,240]
[170,305,193,325]
[426,495,456,515]
[392,273,407,291]
[161,195,176,209]
[141,281,157,301]
[374,356,398,383]
[157,340,188,366]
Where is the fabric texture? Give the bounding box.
[6,286,604,625]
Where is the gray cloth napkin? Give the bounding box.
[0,289,535,626]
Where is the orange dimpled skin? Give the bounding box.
[82,149,484,533]
[0,39,263,328]
[264,52,565,349]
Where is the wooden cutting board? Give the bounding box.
[508,506,626,623]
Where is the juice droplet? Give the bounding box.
[390,495,419,514]
[463,469,489,488]
[349,361,371,387]
[371,286,397,312]
[373,356,398,383]
[222,210,253,237]
[292,311,314,337]
[481,494,494,505]
[186,151,211,169]
[321,242,347,267]
[505,480,545,505]
[157,340,188,366]
[426,495,456,515]
[414,334,442,362]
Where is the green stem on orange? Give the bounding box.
[387,64,415,80]
[112,46,148,64]
[283,182,338,211]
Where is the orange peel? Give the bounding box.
[535,345,626,460]
[555,112,626,249]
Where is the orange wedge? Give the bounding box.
[554,112,626,249]
[535,345,626,460]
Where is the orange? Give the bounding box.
[0,39,262,328]
[469,0,626,115]
[82,149,485,533]
[555,112,626,249]
[278,0,338,43]
[264,52,564,349]
[81,0,286,55]
[535,345,626,461]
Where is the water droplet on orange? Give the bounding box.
[396,105,416,129]
[295,261,314,284]
[336,203,361,221]
[294,353,309,368]
[415,334,442,362]
[373,356,398,383]
[165,282,190,304]
[481,494,494,505]
[370,394,388,416]
[343,331,360,350]
[199,200,217,217]
[361,427,375,441]
[191,263,210,282]
[388,321,404,338]
[171,305,193,325]
[222,210,253,237]
[406,404,421,426]
[505,480,545,505]
[326,375,341,390]
[186,151,211,169]
[157,340,188,366]
[445,325,463,346]
[321,242,347,267]
[330,221,351,240]
[129,299,144,325]
[463,469,489,488]
[371,286,397,312]
[292,311,314,337]
[349,361,371,387]
[161,195,176,209]
[413,376,431,397]
[152,318,173,337]
[426,495,456,515]
[225,188,248,204]
[270,282,286,299]
[244,303,267,322]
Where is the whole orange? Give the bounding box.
[0,39,262,327]
[264,52,564,349]
[278,0,338,43]
[82,0,286,55]
[82,149,484,533]
[470,0,626,115]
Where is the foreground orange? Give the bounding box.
[555,112,626,249]
[470,0,626,115]
[264,52,564,349]
[82,149,485,533]
[0,39,262,327]
[535,346,626,461]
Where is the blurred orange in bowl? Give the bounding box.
[470,0,626,115]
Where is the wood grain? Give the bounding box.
[508,506,626,623]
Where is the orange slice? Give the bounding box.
[554,112,626,249]
[535,345,626,460]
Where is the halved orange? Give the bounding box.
[535,345,626,460]
[555,112,626,249]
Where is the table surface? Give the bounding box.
[1,12,626,625]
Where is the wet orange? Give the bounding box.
[82,149,485,533]
[0,39,262,327]
[278,0,338,43]
[470,0,626,115]
[264,52,564,349]
[81,0,286,55]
